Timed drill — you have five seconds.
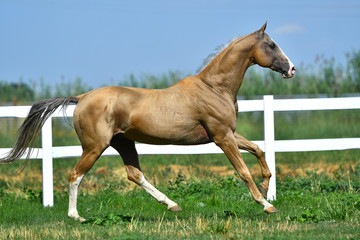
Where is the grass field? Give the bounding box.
[0,156,359,239]
[0,109,359,239]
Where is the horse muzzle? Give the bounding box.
[272,60,296,79]
[282,64,296,78]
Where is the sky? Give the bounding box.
[1,0,360,88]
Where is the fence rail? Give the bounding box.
[1,96,360,207]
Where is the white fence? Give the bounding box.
[1,95,360,207]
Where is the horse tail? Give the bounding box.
[0,96,79,164]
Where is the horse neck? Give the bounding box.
[198,37,254,101]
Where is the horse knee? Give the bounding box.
[125,165,143,184]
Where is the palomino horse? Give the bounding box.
[1,22,295,221]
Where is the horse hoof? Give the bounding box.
[72,216,86,222]
[168,205,183,212]
[68,213,86,222]
[264,206,279,214]
[70,216,86,222]
[259,183,268,199]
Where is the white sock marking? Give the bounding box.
[138,175,177,209]
[68,175,85,220]
[258,197,273,210]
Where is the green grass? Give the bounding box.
[0,168,360,239]
[0,153,359,239]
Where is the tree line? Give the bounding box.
[1,49,360,104]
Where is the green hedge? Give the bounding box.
[1,49,360,103]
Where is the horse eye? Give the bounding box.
[269,42,276,49]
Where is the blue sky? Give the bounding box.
[1,0,360,88]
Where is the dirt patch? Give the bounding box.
[155,162,359,178]
[1,161,359,193]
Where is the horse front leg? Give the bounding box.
[214,131,278,213]
[234,132,271,199]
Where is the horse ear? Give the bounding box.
[259,21,267,34]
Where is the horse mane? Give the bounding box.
[196,34,250,73]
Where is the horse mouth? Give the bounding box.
[281,70,291,79]
[282,66,296,79]
[282,72,291,79]
[271,61,296,79]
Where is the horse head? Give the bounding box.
[251,22,296,78]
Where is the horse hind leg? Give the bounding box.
[110,135,182,212]
[68,139,110,222]
[234,132,271,199]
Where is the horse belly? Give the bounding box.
[123,116,211,145]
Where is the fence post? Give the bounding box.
[41,116,54,207]
[263,95,276,200]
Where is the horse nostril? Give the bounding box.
[291,66,296,74]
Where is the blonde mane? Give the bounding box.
[196,34,252,73]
